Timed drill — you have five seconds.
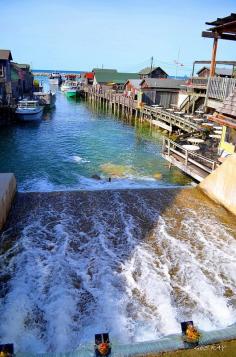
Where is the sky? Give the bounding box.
[1,0,236,76]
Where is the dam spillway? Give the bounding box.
[0,187,236,354]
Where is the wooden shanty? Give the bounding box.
[138,66,168,79]
[202,13,236,77]
[140,78,186,107]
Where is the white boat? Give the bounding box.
[48,72,62,85]
[61,80,73,92]
[16,100,44,121]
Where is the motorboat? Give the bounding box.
[61,81,78,97]
[61,80,72,92]
[48,72,62,85]
[16,100,43,121]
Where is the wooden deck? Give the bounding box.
[83,86,200,134]
[162,138,218,182]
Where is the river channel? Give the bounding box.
[0,83,190,191]
[0,83,236,354]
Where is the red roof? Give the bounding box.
[85,72,94,79]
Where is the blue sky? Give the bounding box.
[1,0,235,75]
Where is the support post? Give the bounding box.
[210,37,218,77]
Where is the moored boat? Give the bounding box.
[48,72,62,85]
[15,100,44,121]
[66,88,77,98]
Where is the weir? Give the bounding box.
[13,322,236,356]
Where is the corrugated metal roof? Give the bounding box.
[94,72,139,84]
[92,68,117,73]
[140,78,186,89]
[0,49,12,60]
[197,66,233,76]
[138,66,167,75]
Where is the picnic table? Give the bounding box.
[182,144,200,151]
[187,138,204,144]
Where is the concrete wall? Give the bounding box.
[199,154,236,215]
[0,173,16,230]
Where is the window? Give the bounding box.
[0,65,4,77]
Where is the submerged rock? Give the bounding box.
[91,174,101,180]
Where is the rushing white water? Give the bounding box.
[0,188,236,353]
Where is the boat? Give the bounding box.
[15,100,44,121]
[61,80,72,92]
[61,80,78,97]
[65,86,77,98]
[48,72,62,85]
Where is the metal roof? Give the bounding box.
[0,49,12,60]
[92,68,117,73]
[197,66,233,76]
[140,78,186,89]
[94,72,139,84]
[193,60,236,65]
[138,66,167,75]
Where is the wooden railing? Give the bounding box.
[162,137,217,174]
[191,77,208,88]
[207,77,236,101]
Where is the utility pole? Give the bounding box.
[150,56,154,71]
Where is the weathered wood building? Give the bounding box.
[93,69,139,91]
[0,49,33,104]
[0,50,12,104]
[124,79,142,99]
[138,66,168,79]
[140,78,186,107]
[197,66,234,78]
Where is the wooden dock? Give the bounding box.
[83,86,200,134]
[162,137,218,182]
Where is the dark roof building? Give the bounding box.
[197,66,233,77]
[140,78,186,89]
[138,66,168,79]
[140,78,187,107]
[0,49,13,61]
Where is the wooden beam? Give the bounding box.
[202,31,236,41]
[210,38,218,77]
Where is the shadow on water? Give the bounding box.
[1,185,236,353]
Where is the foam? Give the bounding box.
[1,190,236,353]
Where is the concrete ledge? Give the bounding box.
[0,173,16,230]
[199,154,236,215]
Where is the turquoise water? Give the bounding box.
[0,83,190,191]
